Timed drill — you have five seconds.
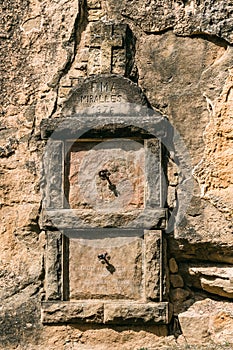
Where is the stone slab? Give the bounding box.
[40,115,167,141]
[41,301,172,325]
[69,235,143,300]
[45,231,62,300]
[42,208,167,229]
[42,140,64,209]
[178,298,233,345]
[145,139,161,207]
[41,301,104,324]
[68,139,145,211]
[144,230,161,300]
[104,301,172,324]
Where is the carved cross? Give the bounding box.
[89,23,126,74]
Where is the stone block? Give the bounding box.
[69,235,143,300]
[45,231,62,300]
[170,288,190,302]
[170,274,184,288]
[68,139,145,211]
[42,140,64,209]
[60,75,150,112]
[145,139,161,208]
[200,277,233,299]
[42,208,167,230]
[104,302,172,324]
[144,230,161,300]
[169,258,178,273]
[181,264,233,298]
[179,299,233,345]
[179,312,210,344]
[41,301,104,324]
[42,301,172,325]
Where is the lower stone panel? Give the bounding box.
[41,301,172,325]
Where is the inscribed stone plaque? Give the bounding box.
[69,236,143,300]
[62,75,149,116]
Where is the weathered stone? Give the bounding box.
[87,0,101,9]
[170,274,184,288]
[201,277,233,299]
[42,208,167,229]
[193,69,233,222]
[167,185,176,209]
[144,231,161,300]
[88,9,105,21]
[61,75,150,114]
[169,238,233,265]
[179,299,233,345]
[69,235,143,300]
[209,310,233,345]
[42,301,104,324]
[41,140,64,209]
[170,288,190,303]
[45,231,62,300]
[103,302,172,324]
[179,309,210,344]
[40,114,168,141]
[167,159,179,187]
[108,0,233,43]
[169,258,178,274]
[68,139,145,211]
[145,139,161,207]
[184,265,233,299]
[42,301,172,325]
[1,0,233,347]
[137,31,232,165]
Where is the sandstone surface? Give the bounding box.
[179,298,233,345]
[1,0,233,349]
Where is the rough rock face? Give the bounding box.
[1,0,233,349]
[180,264,233,299]
[179,298,233,345]
[108,0,233,43]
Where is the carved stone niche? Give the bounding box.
[40,75,172,325]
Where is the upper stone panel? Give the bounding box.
[58,21,136,105]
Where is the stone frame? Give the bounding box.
[40,73,173,325]
[41,116,168,229]
[42,116,171,324]
[42,228,172,325]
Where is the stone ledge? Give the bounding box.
[41,301,104,324]
[41,301,172,325]
[42,208,167,229]
[40,114,167,141]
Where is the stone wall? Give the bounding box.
[0,0,232,349]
